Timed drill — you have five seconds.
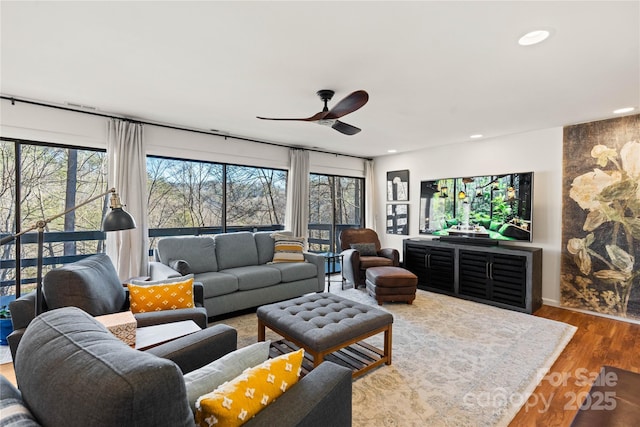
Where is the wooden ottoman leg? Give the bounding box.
[384,325,392,365]
[258,319,266,342]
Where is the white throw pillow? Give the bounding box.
[183,340,271,413]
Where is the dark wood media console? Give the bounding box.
[403,238,542,314]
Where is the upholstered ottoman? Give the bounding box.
[257,293,393,378]
[365,266,418,305]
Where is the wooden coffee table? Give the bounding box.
[135,320,201,350]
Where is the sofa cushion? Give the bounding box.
[183,341,270,413]
[15,307,194,427]
[265,263,318,283]
[158,236,217,274]
[254,231,277,265]
[195,348,304,427]
[220,266,281,291]
[215,232,259,270]
[42,253,126,316]
[194,271,239,298]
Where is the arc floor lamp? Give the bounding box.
[0,188,136,315]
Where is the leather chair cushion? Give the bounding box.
[359,256,394,269]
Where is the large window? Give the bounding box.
[1,139,108,297]
[308,173,364,252]
[146,156,287,250]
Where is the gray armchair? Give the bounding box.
[0,307,352,427]
[339,228,400,287]
[7,253,208,361]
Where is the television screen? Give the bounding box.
[419,172,534,242]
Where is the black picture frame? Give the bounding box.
[386,203,409,235]
[387,170,409,201]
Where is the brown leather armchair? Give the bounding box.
[339,228,399,287]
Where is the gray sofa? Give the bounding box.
[0,307,352,427]
[150,232,325,318]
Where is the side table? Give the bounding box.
[319,252,345,291]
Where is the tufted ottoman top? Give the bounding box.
[257,293,393,352]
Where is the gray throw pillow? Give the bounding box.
[350,243,378,256]
[183,340,270,413]
[169,259,192,276]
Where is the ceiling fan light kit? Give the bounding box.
[257,89,369,135]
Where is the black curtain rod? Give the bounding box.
[1,95,371,161]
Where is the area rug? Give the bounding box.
[213,288,576,427]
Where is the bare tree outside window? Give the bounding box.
[1,140,107,296]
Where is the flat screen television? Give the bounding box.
[419,172,534,242]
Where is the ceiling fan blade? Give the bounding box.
[332,120,361,135]
[324,90,369,120]
[257,111,327,122]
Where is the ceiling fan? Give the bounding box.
[257,89,369,135]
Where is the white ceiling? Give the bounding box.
[1,1,638,158]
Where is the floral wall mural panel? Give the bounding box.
[561,114,640,319]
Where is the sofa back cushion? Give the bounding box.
[214,232,259,270]
[15,307,194,427]
[254,231,277,265]
[42,253,126,316]
[158,236,217,274]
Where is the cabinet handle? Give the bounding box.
[489,262,494,280]
[486,262,490,279]
[425,254,431,268]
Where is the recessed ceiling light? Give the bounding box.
[387,149,397,153]
[613,107,635,114]
[470,134,483,139]
[518,30,550,46]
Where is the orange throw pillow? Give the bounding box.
[128,278,195,314]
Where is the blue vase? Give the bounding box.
[0,318,12,345]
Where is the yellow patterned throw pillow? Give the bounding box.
[128,278,195,314]
[270,233,306,263]
[195,348,304,427]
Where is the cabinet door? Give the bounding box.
[490,254,527,308]
[458,250,490,298]
[459,250,528,309]
[404,244,429,286]
[425,246,455,292]
[405,243,454,292]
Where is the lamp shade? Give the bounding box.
[102,208,136,231]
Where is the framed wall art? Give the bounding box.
[386,203,409,235]
[387,170,409,201]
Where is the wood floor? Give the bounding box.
[509,305,640,426]
[2,304,638,426]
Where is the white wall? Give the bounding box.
[372,127,563,305]
[0,98,365,177]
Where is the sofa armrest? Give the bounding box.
[9,291,37,331]
[303,252,325,292]
[341,248,360,287]
[244,361,352,427]
[148,261,182,281]
[146,324,237,374]
[379,248,400,266]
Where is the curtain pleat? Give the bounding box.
[106,119,149,279]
